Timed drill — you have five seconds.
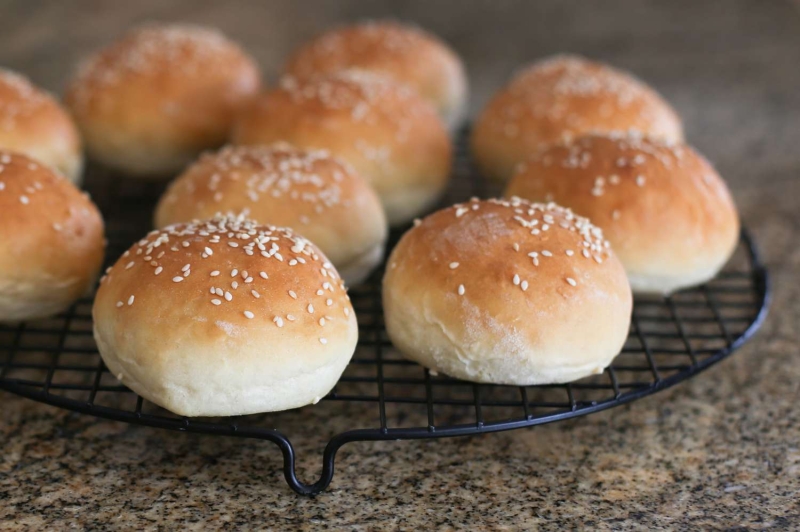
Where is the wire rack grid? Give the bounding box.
[0,132,770,495]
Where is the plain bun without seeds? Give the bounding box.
[471,54,684,182]
[93,214,358,417]
[65,24,261,177]
[382,197,632,385]
[154,144,387,286]
[0,151,105,322]
[505,133,740,294]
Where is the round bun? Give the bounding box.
[154,144,388,285]
[283,20,468,129]
[383,197,632,385]
[232,70,452,226]
[0,151,105,321]
[64,24,261,177]
[0,69,83,183]
[93,214,358,417]
[471,54,684,182]
[505,134,740,294]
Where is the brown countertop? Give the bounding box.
[2,1,799,529]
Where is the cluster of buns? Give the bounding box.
[2,21,743,417]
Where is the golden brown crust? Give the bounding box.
[64,24,261,177]
[383,198,632,385]
[154,144,387,283]
[471,55,684,182]
[283,20,468,128]
[0,151,105,321]
[232,71,452,226]
[505,134,740,293]
[93,214,358,416]
[0,69,83,183]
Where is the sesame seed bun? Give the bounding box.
[64,24,261,178]
[0,151,104,322]
[505,134,740,294]
[232,70,452,226]
[382,198,632,385]
[153,144,388,285]
[93,214,358,417]
[283,20,468,130]
[471,55,684,182]
[0,69,83,183]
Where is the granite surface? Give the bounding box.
[1,0,800,529]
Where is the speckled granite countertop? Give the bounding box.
[2,1,800,529]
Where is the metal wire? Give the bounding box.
[0,131,770,496]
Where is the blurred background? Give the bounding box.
[1,0,799,205]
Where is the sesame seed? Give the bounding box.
[289,259,298,266]
[127,295,135,306]
[521,280,529,291]
[215,288,224,296]
[319,317,326,326]
[582,249,591,258]
[316,289,324,296]
[182,242,190,248]
[636,175,646,187]
[513,274,520,286]
[154,266,163,275]
[566,250,574,256]
[19,195,29,205]
[125,262,135,270]
[211,299,221,305]
[513,243,520,252]
[344,308,350,317]
[222,291,232,301]
[458,284,465,295]
[244,311,255,319]
[204,247,213,255]
[612,210,621,220]
[231,269,238,277]
[228,241,239,248]
[308,304,314,314]
[210,270,220,277]
[289,290,297,299]
[181,264,191,272]
[541,250,553,257]
[251,290,260,298]
[116,301,123,308]
[326,298,333,306]
[566,277,577,287]
[319,338,328,345]
[528,252,539,258]
[274,316,284,327]
[287,314,296,321]
[594,255,604,264]
[245,277,253,283]
[259,272,268,279]
[449,262,459,269]
[413,218,422,226]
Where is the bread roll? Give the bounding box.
[0,151,104,321]
[154,144,387,285]
[64,24,260,177]
[472,54,684,182]
[0,68,83,183]
[383,197,632,385]
[93,214,358,417]
[232,70,452,226]
[505,134,740,294]
[283,20,468,129]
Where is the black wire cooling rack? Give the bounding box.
[0,133,770,495]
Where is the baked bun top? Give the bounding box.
[96,214,355,356]
[0,150,104,286]
[472,54,683,180]
[505,134,740,293]
[0,69,82,182]
[383,197,632,382]
[154,143,387,270]
[283,20,467,127]
[64,23,260,173]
